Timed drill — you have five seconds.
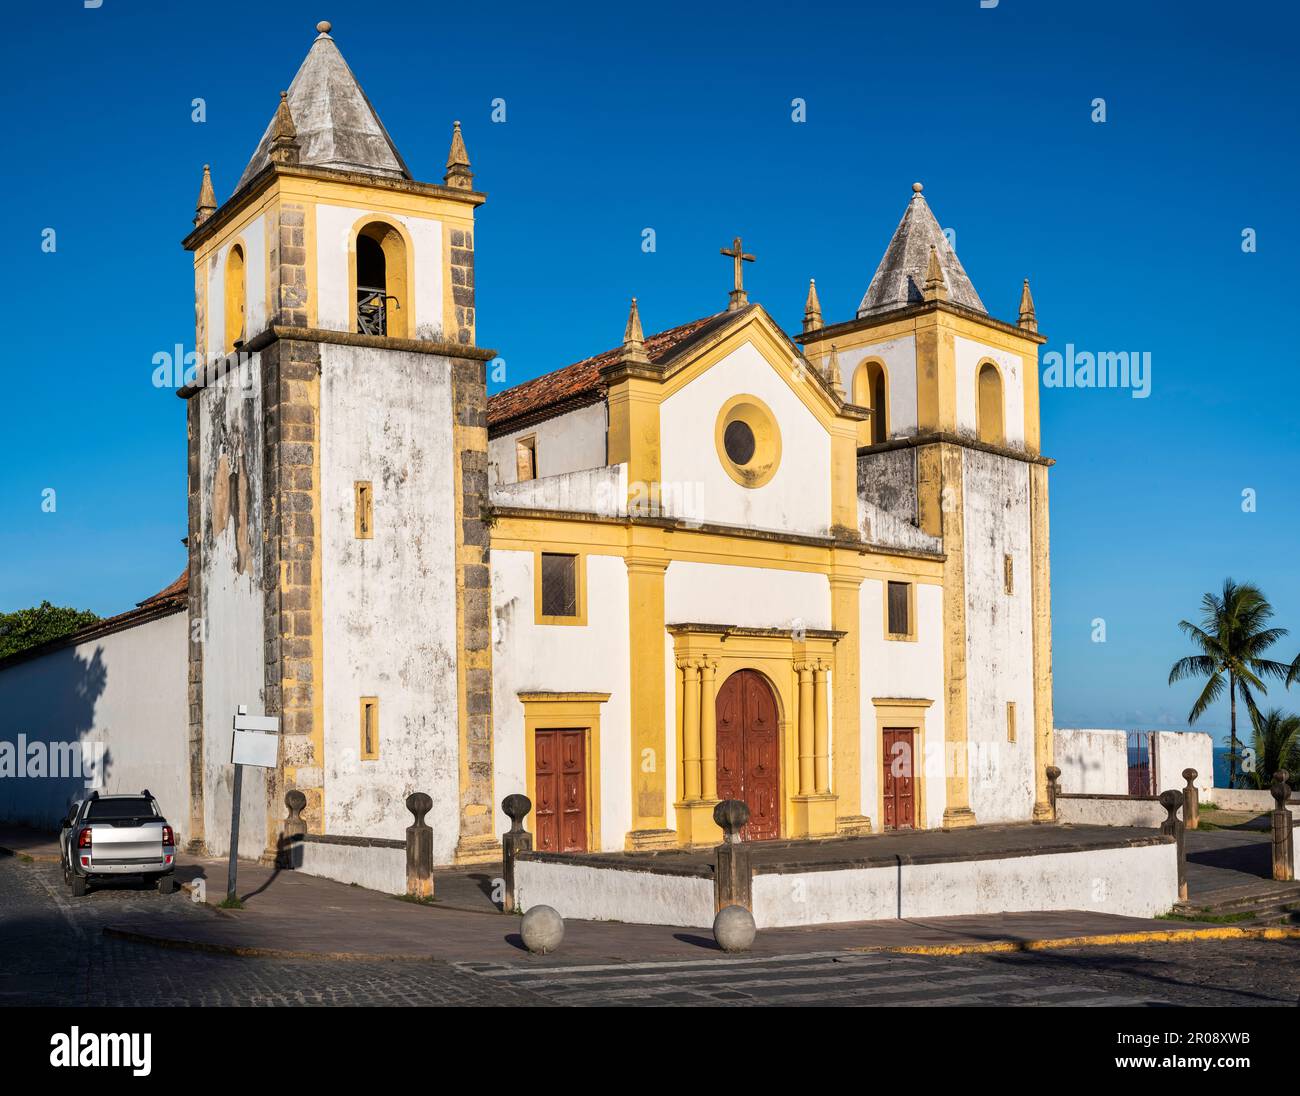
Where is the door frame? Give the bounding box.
[518,692,609,853]
[871,697,933,831]
[715,667,783,842]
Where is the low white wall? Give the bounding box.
[1054,728,1130,794]
[1209,787,1296,812]
[1055,796,1164,828]
[514,859,715,927]
[752,841,1178,928]
[1153,732,1214,792]
[295,839,407,895]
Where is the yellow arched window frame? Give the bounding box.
[976,359,1005,446]
[224,242,247,354]
[852,358,889,446]
[348,215,414,339]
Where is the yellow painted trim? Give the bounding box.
[871,697,933,832]
[974,356,1007,447]
[519,692,608,853]
[851,357,890,447]
[625,553,669,842]
[882,577,918,642]
[1007,700,1017,744]
[359,696,379,760]
[346,213,416,339]
[851,926,1300,957]
[354,481,374,539]
[533,549,588,626]
[714,393,782,488]
[223,238,247,354]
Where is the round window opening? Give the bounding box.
[723,419,756,466]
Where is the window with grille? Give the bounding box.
[540,553,578,618]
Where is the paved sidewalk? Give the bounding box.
[0,824,61,862]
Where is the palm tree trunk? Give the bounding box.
[1229,674,1238,788]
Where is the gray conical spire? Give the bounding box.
[856,182,985,318]
[235,21,410,192]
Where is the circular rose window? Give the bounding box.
[715,395,781,488]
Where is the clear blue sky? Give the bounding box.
[2,0,1297,743]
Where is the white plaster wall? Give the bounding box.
[514,860,715,927]
[198,355,269,859]
[490,464,627,517]
[1054,728,1131,795]
[319,344,460,858]
[489,403,607,486]
[659,341,831,536]
[859,580,946,829]
[838,335,918,437]
[962,448,1035,823]
[1209,788,1293,812]
[665,562,831,631]
[0,612,190,832]
[296,840,407,895]
[204,216,267,359]
[1055,797,1166,828]
[751,841,1179,927]
[315,204,445,339]
[490,551,632,850]
[955,335,1026,448]
[1153,731,1214,793]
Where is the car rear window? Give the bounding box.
[84,797,158,821]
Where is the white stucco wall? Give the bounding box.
[296,839,407,895]
[514,860,715,927]
[858,579,946,829]
[490,464,627,517]
[490,550,632,850]
[315,204,445,339]
[319,343,460,858]
[489,403,608,486]
[665,562,831,631]
[1054,728,1131,795]
[0,611,190,832]
[659,341,831,536]
[1054,796,1166,828]
[838,335,918,438]
[1153,731,1214,792]
[955,335,1026,449]
[962,447,1036,824]
[204,214,267,359]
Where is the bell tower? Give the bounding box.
[180,21,499,865]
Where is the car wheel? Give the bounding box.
[158,875,175,896]
[71,874,88,897]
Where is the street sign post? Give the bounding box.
[227,706,280,903]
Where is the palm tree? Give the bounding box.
[1168,579,1291,788]
[1247,708,1300,790]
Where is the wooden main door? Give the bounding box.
[534,729,588,852]
[715,670,781,841]
[882,727,916,829]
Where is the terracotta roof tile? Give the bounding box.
[138,571,188,607]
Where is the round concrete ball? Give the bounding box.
[521,905,565,955]
[713,904,756,953]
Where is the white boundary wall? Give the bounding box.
[1055,728,1213,795]
[514,860,715,927]
[1054,796,1165,828]
[296,839,406,895]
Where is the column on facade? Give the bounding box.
[797,663,815,796]
[679,658,702,802]
[813,660,830,795]
[699,657,718,801]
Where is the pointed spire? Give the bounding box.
[803,278,823,334]
[621,297,650,364]
[1018,278,1037,332]
[922,244,948,302]
[193,164,217,226]
[825,343,845,398]
[444,120,473,190]
[268,92,301,166]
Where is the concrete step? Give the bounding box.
[1186,882,1300,913]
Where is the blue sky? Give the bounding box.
[1,0,1297,741]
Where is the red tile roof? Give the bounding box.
[487,311,732,435]
[138,571,188,607]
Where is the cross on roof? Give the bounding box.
[720,236,755,311]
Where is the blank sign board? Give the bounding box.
[231,713,280,768]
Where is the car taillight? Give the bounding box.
[77,827,92,849]
[162,826,174,846]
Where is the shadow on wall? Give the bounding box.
[0,646,112,828]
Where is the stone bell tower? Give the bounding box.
[179,21,498,865]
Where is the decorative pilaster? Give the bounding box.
[681,659,702,801]
[796,663,815,796]
[790,660,837,838]
[674,655,722,847]
[700,657,718,802]
[625,554,676,850]
[813,661,830,795]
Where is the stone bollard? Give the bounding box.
[713,799,753,913]
[521,905,564,954]
[1182,768,1200,830]
[276,789,307,869]
[501,794,534,913]
[1270,771,1294,882]
[1158,789,1187,902]
[1045,766,1061,819]
[405,792,434,900]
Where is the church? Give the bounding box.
[0,22,1055,870]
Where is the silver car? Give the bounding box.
[59,791,177,897]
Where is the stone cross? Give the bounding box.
[720,236,755,311]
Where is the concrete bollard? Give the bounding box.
[714,904,757,952]
[521,905,564,954]
[1045,766,1061,819]
[501,793,534,913]
[713,799,753,913]
[1182,768,1200,830]
[1271,771,1294,882]
[276,789,307,869]
[405,792,434,900]
[1158,789,1187,902]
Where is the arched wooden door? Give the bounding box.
[715,670,781,841]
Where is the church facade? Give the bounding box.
[4,23,1056,867]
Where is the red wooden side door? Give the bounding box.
[715,670,781,841]
[882,728,916,829]
[534,729,588,852]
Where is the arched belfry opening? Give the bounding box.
[853,361,888,445]
[224,243,246,353]
[355,221,408,337]
[977,362,1004,446]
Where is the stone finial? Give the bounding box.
[620,296,650,365]
[277,789,308,869]
[1018,277,1037,332]
[714,798,750,843]
[405,792,434,900]
[500,794,534,913]
[825,343,845,398]
[922,244,948,302]
[912,181,924,196]
[1159,788,1184,827]
[1182,768,1200,830]
[316,20,332,35]
[444,120,473,190]
[1182,768,1198,784]
[502,793,532,834]
[406,791,432,827]
[1045,764,1061,808]
[1272,770,1292,808]
[285,789,307,820]
[268,92,300,167]
[803,278,823,333]
[193,163,217,226]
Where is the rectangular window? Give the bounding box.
[1007,701,1017,743]
[516,436,537,482]
[886,581,911,638]
[355,481,373,539]
[540,553,579,618]
[1003,553,1014,595]
[360,697,379,760]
